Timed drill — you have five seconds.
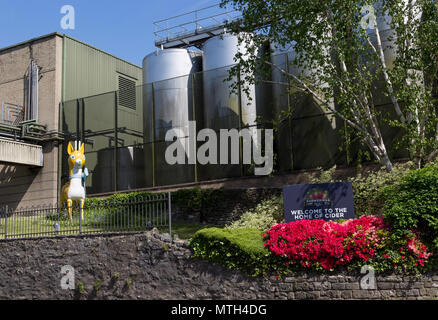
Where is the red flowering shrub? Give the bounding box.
[263,216,432,271]
[381,231,433,271]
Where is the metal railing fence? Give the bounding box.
[0,193,171,240]
[153,3,241,45]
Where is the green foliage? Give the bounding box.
[350,163,410,216]
[85,191,156,207]
[305,165,338,184]
[383,165,438,251]
[188,164,438,276]
[125,277,133,288]
[158,222,213,240]
[189,228,278,276]
[77,282,85,295]
[302,163,410,217]
[222,0,438,169]
[172,187,224,213]
[226,196,284,231]
[93,279,102,292]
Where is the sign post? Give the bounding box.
[282,182,355,223]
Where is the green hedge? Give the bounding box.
[383,164,438,251]
[189,227,278,276]
[86,188,224,212]
[85,191,156,206]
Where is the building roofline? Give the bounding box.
[0,32,63,53]
[61,34,141,69]
[0,32,141,69]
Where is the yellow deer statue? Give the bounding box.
[60,141,88,221]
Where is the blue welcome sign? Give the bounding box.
[282,182,355,222]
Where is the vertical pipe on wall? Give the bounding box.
[81,98,85,143]
[114,92,119,192]
[57,102,63,202]
[58,35,67,204]
[76,99,80,140]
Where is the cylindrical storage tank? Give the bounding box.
[117,146,145,190]
[200,33,261,180]
[270,43,295,173]
[90,146,144,193]
[270,43,341,171]
[143,49,202,187]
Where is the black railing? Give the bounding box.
[0,193,171,240]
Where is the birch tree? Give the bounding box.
[221,0,438,171]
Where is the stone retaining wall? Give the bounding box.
[0,232,437,300]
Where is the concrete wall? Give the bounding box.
[0,34,63,209]
[0,232,437,300]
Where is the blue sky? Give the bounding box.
[0,0,219,66]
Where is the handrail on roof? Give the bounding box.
[153,2,242,44]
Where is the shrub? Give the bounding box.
[189,227,273,276]
[350,163,410,216]
[263,216,432,273]
[172,188,224,221]
[383,165,438,251]
[264,216,387,270]
[85,191,157,208]
[226,196,284,231]
[304,165,338,184]
[191,219,433,275]
[172,188,224,211]
[304,163,411,216]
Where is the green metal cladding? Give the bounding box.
[62,35,142,102]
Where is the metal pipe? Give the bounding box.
[114,91,118,192]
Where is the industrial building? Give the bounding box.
[0,32,142,209]
[0,4,405,210]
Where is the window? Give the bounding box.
[118,76,136,109]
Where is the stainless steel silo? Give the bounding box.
[92,146,144,192]
[142,49,202,187]
[200,33,261,180]
[270,43,341,171]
